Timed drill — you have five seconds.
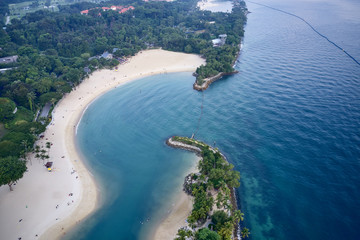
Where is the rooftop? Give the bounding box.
[0,55,18,64]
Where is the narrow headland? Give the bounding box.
[165,136,243,240]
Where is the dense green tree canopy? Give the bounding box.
[0,0,246,160]
[175,228,193,240]
[195,228,221,240]
[0,156,27,191]
[212,210,230,231]
[172,137,245,237]
[0,97,16,121]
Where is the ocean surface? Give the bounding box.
[71,0,360,239]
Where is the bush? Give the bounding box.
[211,210,230,231]
[0,97,16,122]
[0,140,21,158]
[195,228,221,240]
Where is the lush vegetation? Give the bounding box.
[172,136,249,239]
[0,0,246,165]
[1,0,115,24]
[0,0,246,194]
[0,156,27,191]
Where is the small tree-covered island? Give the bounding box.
[0,0,248,238]
[167,136,250,240]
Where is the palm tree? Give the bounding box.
[175,228,193,240]
[233,210,244,224]
[35,145,40,153]
[21,140,31,165]
[216,190,224,208]
[30,127,36,135]
[241,227,250,239]
[218,180,227,190]
[222,186,231,209]
[50,98,57,106]
[219,221,233,240]
[40,149,47,164]
[46,141,51,155]
[27,92,36,112]
[34,145,40,162]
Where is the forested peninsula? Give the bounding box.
[0,0,247,224]
[167,136,250,240]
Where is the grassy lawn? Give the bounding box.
[13,107,34,123]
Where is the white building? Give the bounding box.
[212,34,227,47]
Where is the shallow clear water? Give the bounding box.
[71,0,360,239]
[71,73,202,239]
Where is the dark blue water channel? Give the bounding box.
[71,0,360,239]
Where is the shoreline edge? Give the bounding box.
[0,49,205,240]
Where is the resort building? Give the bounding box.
[101,52,113,59]
[80,10,89,15]
[212,34,227,47]
[83,67,91,74]
[80,6,135,16]
[0,55,18,64]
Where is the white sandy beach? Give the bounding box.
[153,191,194,240]
[151,158,199,240]
[0,49,205,240]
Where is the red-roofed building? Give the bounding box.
[111,5,124,10]
[80,10,89,15]
[119,6,135,14]
[119,8,128,13]
[81,5,134,16]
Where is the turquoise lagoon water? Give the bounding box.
[71,0,360,239]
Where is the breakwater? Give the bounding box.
[166,136,241,239]
[167,136,228,161]
[166,137,202,154]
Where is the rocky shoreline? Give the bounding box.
[193,71,239,91]
[193,40,243,91]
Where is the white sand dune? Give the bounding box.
[0,49,205,240]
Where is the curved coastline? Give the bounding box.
[0,49,205,240]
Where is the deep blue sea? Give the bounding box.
[71,0,360,239]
